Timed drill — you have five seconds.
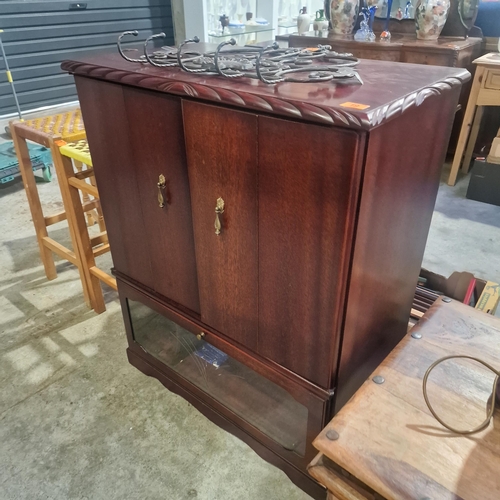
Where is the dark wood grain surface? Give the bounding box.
[258,116,365,388]
[334,81,462,412]
[314,299,500,500]
[182,101,259,350]
[68,51,468,499]
[62,50,469,130]
[122,87,200,313]
[75,76,154,289]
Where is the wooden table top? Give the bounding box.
[313,299,500,500]
[474,52,500,68]
[61,49,469,131]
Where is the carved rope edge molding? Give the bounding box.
[61,61,465,130]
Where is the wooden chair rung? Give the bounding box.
[68,177,99,198]
[74,168,94,181]
[44,211,67,226]
[90,266,117,290]
[82,198,100,213]
[41,236,77,266]
[90,232,109,247]
[92,244,111,258]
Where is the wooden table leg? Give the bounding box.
[462,105,484,174]
[11,125,57,280]
[448,66,485,186]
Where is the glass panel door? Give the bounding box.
[128,298,309,456]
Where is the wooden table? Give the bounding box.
[449,52,500,185]
[308,298,500,500]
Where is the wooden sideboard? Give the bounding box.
[287,32,482,68]
[62,52,468,499]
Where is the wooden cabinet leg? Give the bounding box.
[462,105,484,174]
[11,125,57,280]
[448,66,485,186]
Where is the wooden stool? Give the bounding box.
[56,139,117,314]
[448,52,500,185]
[10,110,92,302]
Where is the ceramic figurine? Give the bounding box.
[380,0,394,41]
[404,1,412,18]
[354,6,377,41]
[414,0,450,40]
[396,7,403,18]
[219,14,229,34]
[330,0,360,34]
[297,7,311,35]
[313,9,329,31]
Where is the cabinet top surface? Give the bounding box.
[474,52,500,67]
[313,299,500,500]
[62,49,469,130]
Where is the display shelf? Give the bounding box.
[208,25,273,38]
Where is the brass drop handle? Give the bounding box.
[197,332,206,340]
[157,174,166,208]
[214,197,225,235]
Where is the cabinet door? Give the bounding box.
[123,88,200,314]
[75,77,154,289]
[76,78,200,314]
[182,101,258,350]
[258,117,364,388]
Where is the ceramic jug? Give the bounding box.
[414,0,450,39]
[330,0,360,34]
[313,9,329,30]
[297,7,311,35]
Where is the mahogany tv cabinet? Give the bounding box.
[62,52,469,498]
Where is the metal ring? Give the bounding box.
[423,354,499,435]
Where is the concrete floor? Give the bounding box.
[1,123,500,499]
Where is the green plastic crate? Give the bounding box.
[0,141,52,184]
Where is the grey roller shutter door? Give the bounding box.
[0,0,174,116]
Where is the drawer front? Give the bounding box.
[485,69,500,90]
[402,51,452,67]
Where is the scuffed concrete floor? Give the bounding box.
[423,164,500,284]
[1,127,500,499]
[0,127,312,499]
